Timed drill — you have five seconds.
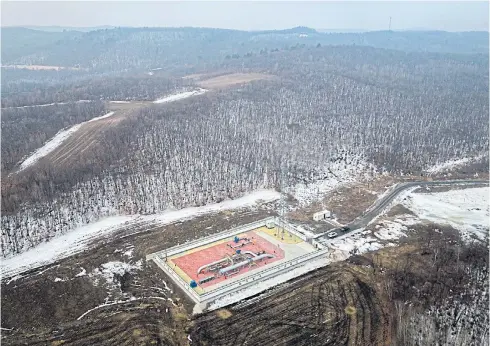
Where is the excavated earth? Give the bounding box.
[2,189,488,346]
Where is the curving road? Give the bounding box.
[315,179,489,239]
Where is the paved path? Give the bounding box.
[315,179,488,239]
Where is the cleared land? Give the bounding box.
[197,73,273,89]
[152,224,315,298]
[2,183,488,345]
[47,111,125,166]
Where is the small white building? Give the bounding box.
[313,210,331,221]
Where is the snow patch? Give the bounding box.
[2,100,94,110]
[329,231,383,254]
[1,216,133,279]
[123,248,134,258]
[374,221,408,240]
[109,101,131,104]
[75,267,87,277]
[90,261,142,287]
[141,189,280,225]
[153,88,207,104]
[87,111,115,122]
[17,124,82,171]
[426,154,485,175]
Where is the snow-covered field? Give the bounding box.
[153,88,207,104]
[1,189,280,280]
[402,186,489,240]
[16,112,115,172]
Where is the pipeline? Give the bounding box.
[242,251,258,258]
[197,257,230,274]
[219,253,275,275]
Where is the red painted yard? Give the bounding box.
[171,231,284,288]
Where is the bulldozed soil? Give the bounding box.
[2,187,488,346]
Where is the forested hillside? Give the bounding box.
[1,39,488,256]
[2,27,488,72]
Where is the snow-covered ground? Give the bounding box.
[426,154,486,175]
[402,186,489,240]
[330,186,489,257]
[16,112,114,172]
[286,156,378,207]
[153,88,207,104]
[329,229,384,254]
[87,111,115,122]
[89,260,142,287]
[1,189,280,280]
[17,124,83,171]
[2,100,94,110]
[374,221,408,240]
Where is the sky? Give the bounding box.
[1,1,488,32]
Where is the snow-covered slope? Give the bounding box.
[425,154,486,175]
[286,154,379,207]
[16,112,115,172]
[153,88,207,103]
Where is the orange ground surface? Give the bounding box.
[170,231,284,288]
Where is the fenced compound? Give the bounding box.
[146,217,328,310]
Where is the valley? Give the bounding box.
[1,24,488,346]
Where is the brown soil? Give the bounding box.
[1,207,276,345]
[2,197,487,346]
[190,224,486,346]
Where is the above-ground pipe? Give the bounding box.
[219,253,275,275]
[197,257,230,274]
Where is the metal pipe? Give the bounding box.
[219,253,275,275]
[197,257,230,274]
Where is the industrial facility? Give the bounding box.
[146,217,326,311]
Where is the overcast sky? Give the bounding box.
[2,1,488,32]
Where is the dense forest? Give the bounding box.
[1,74,189,107]
[1,39,488,256]
[2,27,488,72]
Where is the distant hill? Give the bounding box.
[1,27,83,63]
[2,25,117,32]
[2,27,487,71]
